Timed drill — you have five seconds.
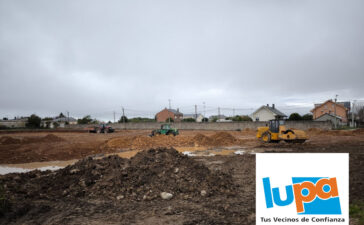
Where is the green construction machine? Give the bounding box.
[150,124,179,137]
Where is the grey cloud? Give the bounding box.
[1,0,363,120]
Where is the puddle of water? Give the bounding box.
[0,160,77,175]
[0,147,253,175]
[0,165,63,175]
[234,150,245,155]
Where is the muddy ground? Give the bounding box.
[0,129,363,224]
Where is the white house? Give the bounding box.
[250,104,287,122]
[183,113,204,122]
[41,117,77,128]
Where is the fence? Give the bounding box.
[67,121,332,131]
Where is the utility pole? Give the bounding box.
[122,107,126,129]
[334,95,338,129]
[352,100,356,128]
[66,111,69,123]
[113,111,115,123]
[233,108,235,117]
[203,102,206,120]
[195,105,197,120]
[218,107,221,120]
[168,99,171,124]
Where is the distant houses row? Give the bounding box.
[0,99,354,128]
[155,99,352,125]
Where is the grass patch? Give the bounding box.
[350,203,364,224]
[0,184,11,217]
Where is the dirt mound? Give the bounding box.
[210,132,239,146]
[0,136,21,145]
[21,134,65,144]
[192,133,212,146]
[41,134,65,142]
[326,130,354,136]
[105,132,242,150]
[308,127,323,132]
[2,148,235,203]
[352,128,364,135]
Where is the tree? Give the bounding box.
[240,115,253,121]
[26,114,41,128]
[77,115,93,124]
[231,116,242,121]
[202,117,208,122]
[302,114,313,120]
[165,118,174,122]
[58,113,66,118]
[53,122,60,128]
[129,117,155,122]
[118,116,128,123]
[182,118,196,122]
[288,113,302,121]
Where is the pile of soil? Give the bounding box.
[0,148,238,224]
[352,128,364,135]
[0,136,21,145]
[22,134,65,144]
[0,134,65,145]
[210,132,240,146]
[1,149,236,200]
[41,134,65,142]
[105,132,243,150]
[192,133,212,146]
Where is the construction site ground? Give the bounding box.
[0,128,363,224]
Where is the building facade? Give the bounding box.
[155,108,183,122]
[311,100,349,123]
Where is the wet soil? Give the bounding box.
[0,148,252,225]
[0,129,363,224]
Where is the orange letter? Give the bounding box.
[293,181,316,213]
[316,178,339,199]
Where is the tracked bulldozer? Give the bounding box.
[256,119,308,143]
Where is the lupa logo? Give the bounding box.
[263,177,341,214]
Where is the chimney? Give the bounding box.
[266,104,269,107]
[272,104,275,109]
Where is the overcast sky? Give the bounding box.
[1,0,363,121]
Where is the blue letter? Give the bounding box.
[263,177,273,208]
[272,185,294,206]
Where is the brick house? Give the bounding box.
[155,108,183,122]
[311,100,350,123]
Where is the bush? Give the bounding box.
[118,116,128,123]
[182,118,196,122]
[288,113,302,121]
[240,115,253,121]
[302,114,313,120]
[77,115,93,124]
[26,114,41,128]
[129,117,155,122]
[231,115,253,122]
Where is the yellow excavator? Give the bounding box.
[256,119,308,143]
